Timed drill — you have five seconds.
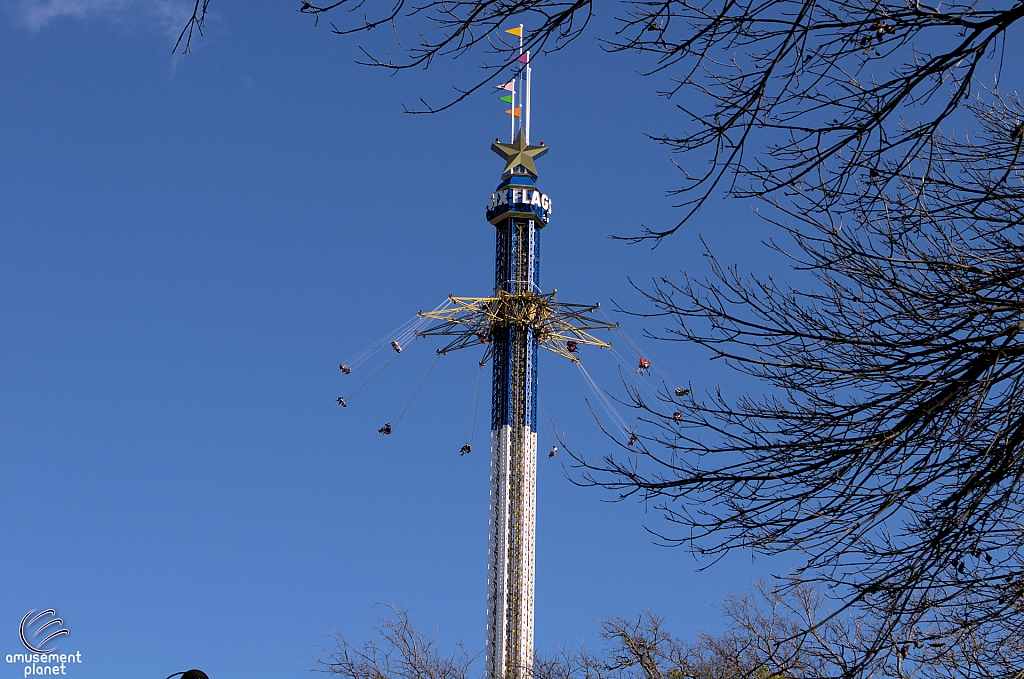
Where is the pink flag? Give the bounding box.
[516,53,529,63]
[496,81,515,92]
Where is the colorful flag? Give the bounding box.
[505,108,521,117]
[499,95,514,104]
[505,26,522,37]
[516,53,529,64]
[496,81,514,92]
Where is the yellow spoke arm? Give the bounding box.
[417,293,616,362]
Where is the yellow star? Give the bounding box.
[491,129,549,177]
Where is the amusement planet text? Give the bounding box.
[6,652,82,676]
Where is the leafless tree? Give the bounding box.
[564,586,885,679]
[316,604,477,679]
[542,583,1024,679]
[566,92,1024,676]
[329,584,1024,679]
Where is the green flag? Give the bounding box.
[499,95,514,104]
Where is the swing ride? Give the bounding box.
[332,27,688,679]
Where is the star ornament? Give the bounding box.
[491,129,549,177]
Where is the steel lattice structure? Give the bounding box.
[410,39,618,678]
[417,128,614,679]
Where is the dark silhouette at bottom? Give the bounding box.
[166,671,209,679]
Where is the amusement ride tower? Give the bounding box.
[417,32,614,679]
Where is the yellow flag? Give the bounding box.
[505,26,522,37]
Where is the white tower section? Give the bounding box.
[486,424,538,679]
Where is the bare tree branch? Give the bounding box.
[568,94,1024,676]
[177,0,1024,240]
[316,604,478,679]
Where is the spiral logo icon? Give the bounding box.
[19,610,69,654]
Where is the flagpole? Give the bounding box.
[518,24,524,139]
[510,78,516,142]
[525,53,531,144]
[499,24,525,143]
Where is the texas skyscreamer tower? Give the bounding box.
[417,31,613,679]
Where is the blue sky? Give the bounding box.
[0,3,790,678]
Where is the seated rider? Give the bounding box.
[379,423,392,435]
[566,340,578,354]
[637,358,651,375]
[339,363,351,374]
[336,396,347,407]
[460,443,472,455]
